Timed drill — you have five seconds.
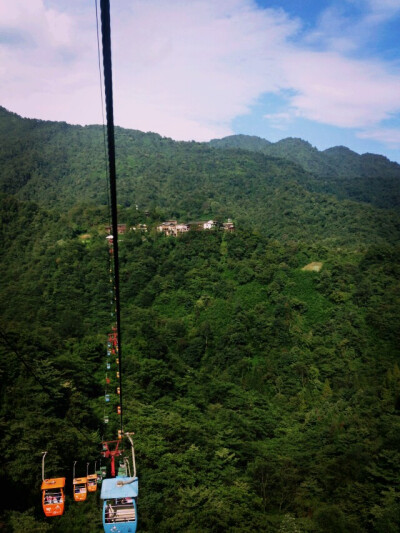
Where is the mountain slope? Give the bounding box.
[1,108,400,531]
[1,194,400,532]
[0,106,399,245]
[210,134,400,209]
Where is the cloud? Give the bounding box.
[302,0,400,54]
[358,127,400,147]
[303,4,361,53]
[282,50,400,128]
[365,0,400,22]
[0,0,102,123]
[0,0,400,147]
[264,111,295,130]
[0,0,73,52]
[1,0,301,138]
[111,0,300,139]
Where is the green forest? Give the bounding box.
[0,107,400,532]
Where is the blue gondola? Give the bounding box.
[101,476,138,533]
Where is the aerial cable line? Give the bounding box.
[96,7,139,530]
[94,0,111,225]
[99,0,124,437]
[95,0,115,434]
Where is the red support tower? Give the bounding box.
[101,440,124,478]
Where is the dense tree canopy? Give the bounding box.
[0,108,399,531]
[210,135,400,209]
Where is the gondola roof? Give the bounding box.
[100,476,138,499]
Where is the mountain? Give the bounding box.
[210,133,400,179]
[210,134,400,209]
[0,106,399,246]
[208,133,272,151]
[323,145,400,179]
[1,107,400,531]
[210,135,335,176]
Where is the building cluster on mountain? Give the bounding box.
[157,219,235,236]
[105,220,234,238]
[105,224,128,234]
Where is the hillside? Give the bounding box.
[0,107,400,531]
[0,107,399,245]
[210,134,400,209]
[1,195,400,532]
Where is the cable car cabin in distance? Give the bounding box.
[96,465,108,483]
[41,478,65,517]
[87,473,98,492]
[101,476,138,533]
[73,477,88,501]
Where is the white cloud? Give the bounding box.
[0,0,73,52]
[0,0,101,124]
[282,50,400,128]
[0,0,400,147]
[358,127,400,146]
[366,0,400,19]
[111,0,300,139]
[264,111,295,130]
[303,5,360,53]
[303,0,400,54]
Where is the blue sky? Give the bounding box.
[0,0,399,162]
[247,0,400,161]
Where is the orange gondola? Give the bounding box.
[41,452,65,517]
[42,478,66,517]
[73,461,87,501]
[73,477,88,501]
[87,462,98,493]
[87,474,98,492]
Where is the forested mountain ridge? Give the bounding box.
[1,106,400,220]
[1,105,400,531]
[209,133,400,180]
[210,134,400,209]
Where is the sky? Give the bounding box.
[1,0,400,162]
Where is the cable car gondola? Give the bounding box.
[96,464,107,485]
[41,452,65,517]
[42,478,66,517]
[73,477,88,501]
[87,462,98,493]
[101,433,138,533]
[102,478,138,533]
[73,461,87,502]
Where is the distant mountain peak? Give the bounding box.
[209,134,271,152]
[211,133,271,143]
[209,133,400,182]
[275,137,314,148]
[323,145,358,156]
